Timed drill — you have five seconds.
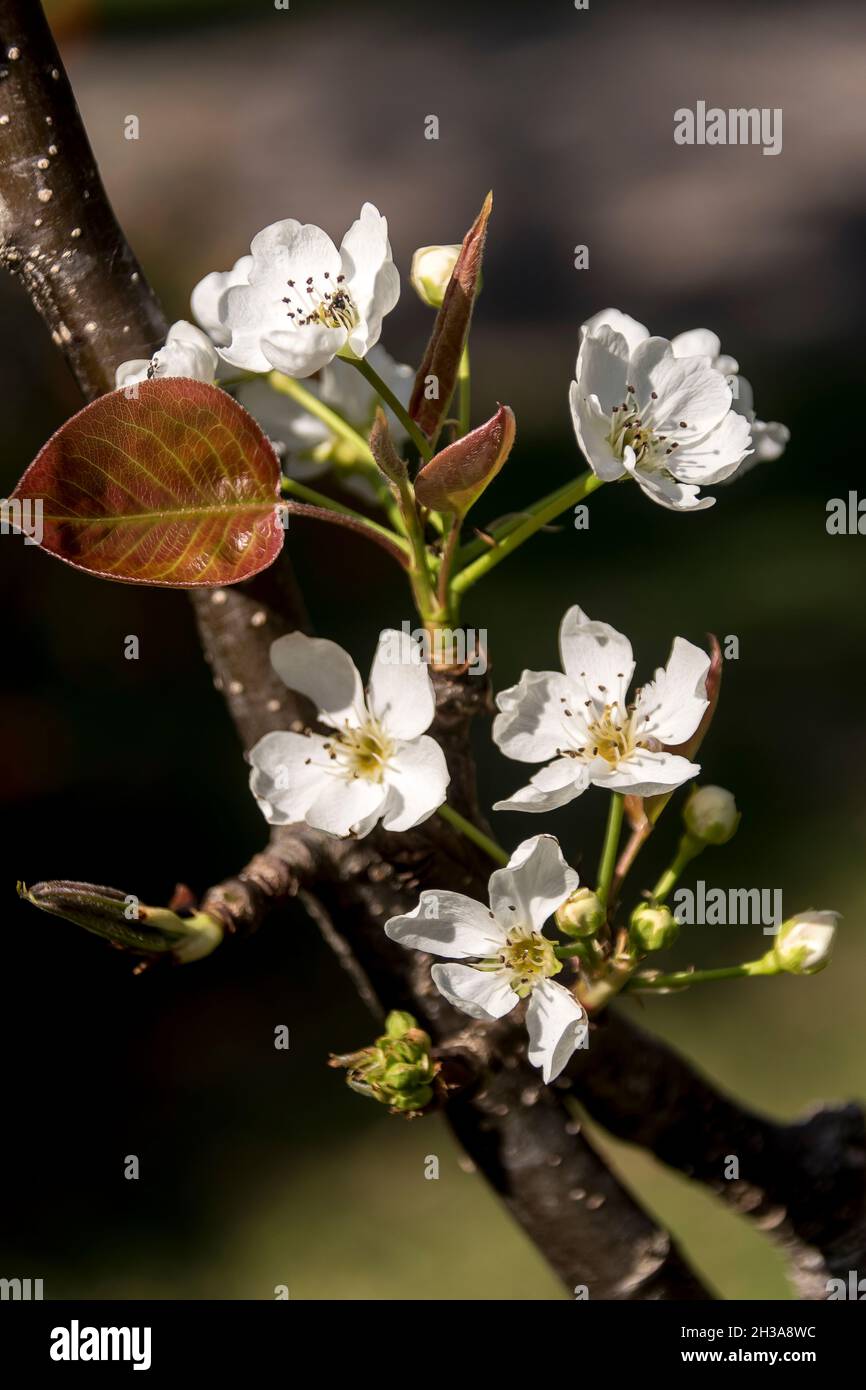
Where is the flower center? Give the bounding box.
[557,701,641,767]
[498,927,562,998]
[282,272,359,332]
[607,384,688,471]
[585,703,637,764]
[328,719,394,783]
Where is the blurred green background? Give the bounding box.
[1,0,864,1299]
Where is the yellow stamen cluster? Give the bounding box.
[498,927,562,998]
[324,721,394,782]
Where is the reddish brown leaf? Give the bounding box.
[10,378,285,587]
[409,192,492,446]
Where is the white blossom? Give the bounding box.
[571,310,750,510]
[114,320,218,389]
[248,628,449,838]
[578,307,789,503]
[493,605,709,812]
[216,203,400,379]
[385,835,587,1082]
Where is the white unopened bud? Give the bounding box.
[774,911,838,975]
[555,887,605,938]
[683,785,740,845]
[410,244,461,308]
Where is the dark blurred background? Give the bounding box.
[1,0,864,1299]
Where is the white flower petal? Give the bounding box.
[191,256,252,345]
[115,359,150,388]
[385,893,507,958]
[493,670,585,763]
[624,458,715,512]
[380,736,449,831]
[592,748,700,797]
[249,218,342,282]
[670,327,722,362]
[488,835,578,933]
[218,282,282,373]
[573,326,630,414]
[634,636,709,745]
[493,757,590,813]
[558,605,634,706]
[305,773,387,837]
[261,324,348,379]
[668,409,752,486]
[115,320,218,389]
[339,203,400,357]
[526,978,588,1083]
[270,632,366,729]
[581,308,649,356]
[430,962,519,1020]
[569,386,626,482]
[367,628,435,738]
[631,337,732,436]
[248,729,330,824]
[736,419,789,471]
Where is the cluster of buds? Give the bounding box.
[329,1011,440,1115]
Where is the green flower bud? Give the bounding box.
[630,902,680,953]
[410,243,461,308]
[17,879,222,962]
[683,785,740,845]
[774,911,838,975]
[389,1086,435,1112]
[384,1010,418,1039]
[555,887,606,938]
[329,1011,440,1116]
[383,1059,434,1093]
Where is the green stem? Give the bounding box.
[268,371,404,531]
[391,474,442,624]
[269,371,375,463]
[457,344,470,437]
[625,957,779,993]
[453,470,603,595]
[554,941,592,963]
[280,478,409,557]
[596,793,625,907]
[455,471,600,569]
[436,513,462,619]
[349,355,433,460]
[651,833,703,904]
[437,804,509,866]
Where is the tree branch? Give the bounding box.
[564,1009,866,1298]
